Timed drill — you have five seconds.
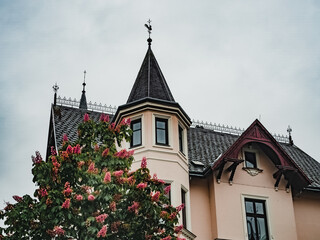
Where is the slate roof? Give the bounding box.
[48,105,320,190]
[50,105,113,148]
[126,47,175,103]
[188,126,320,189]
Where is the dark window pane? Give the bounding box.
[245,151,257,168]
[257,218,267,240]
[255,202,264,214]
[181,188,187,228]
[131,119,142,147]
[245,201,254,213]
[157,129,166,144]
[132,122,141,131]
[157,121,165,129]
[179,126,183,153]
[155,118,168,145]
[132,131,141,146]
[247,216,257,240]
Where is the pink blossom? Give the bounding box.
[63,134,68,142]
[169,212,177,220]
[84,113,90,122]
[109,122,115,130]
[12,195,23,202]
[75,194,83,201]
[164,185,171,195]
[95,213,108,223]
[127,176,135,186]
[102,148,109,157]
[128,201,140,214]
[77,161,85,169]
[176,203,185,212]
[113,170,124,177]
[136,182,147,190]
[100,113,110,122]
[161,236,172,240]
[97,225,107,238]
[73,144,81,154]
[177,238,186,240]
[61,198,70,209]
[126,118,131,125]
[53,226,65,236]
[174,224,183,233]
[158,179,165,185]
[38,188,48,197]
[63,187,72,196]
[31,151,43,164]
[100,113,105,122]
[151,191,160,202]
[66,145,73,154]
[88,195,95,201]
[141,157,147,168]
[160,211,168,218]
[87,162,98,174]
[51,146,57,156]
[94,144,100,152]
[110,201,116,211]
[104,172,111,183]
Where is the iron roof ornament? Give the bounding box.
[145,19,152,46]
[52,83,59,106]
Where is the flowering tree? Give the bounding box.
[0,113,184,240]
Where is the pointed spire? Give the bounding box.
[287,125,294,145]
[79,70,88,110]
[127,21,175,104]
[52,83,59,106]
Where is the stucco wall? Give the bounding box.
[213,145,298,240]
[190,177,214,240]
[293,191,320,240]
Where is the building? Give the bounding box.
[46,35,320,240]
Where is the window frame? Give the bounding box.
[155,117,169,146]
[181,188,187,228]
[178,125,184,153]
[241,195,272,240]
[244,151,257,168]
[130,118,142,148]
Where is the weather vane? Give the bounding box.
[52,82,59,93]
[144,19,152,39]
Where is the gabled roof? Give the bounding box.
[126,46,175,103]
[188,121,319,191]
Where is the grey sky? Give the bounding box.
[0,0,319,210]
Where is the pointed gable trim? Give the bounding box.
[212,119,311,188]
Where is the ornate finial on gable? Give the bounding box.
[52,83,59,106]
[144,19,152,46]
[82,70,87,92]
[79,70,88,110]
[287,125,294,145]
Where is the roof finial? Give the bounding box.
[144,19,152,46]
[287,125,294,145]
[79,70,88,110]
[52,83,59,106]
[82,70,87,92]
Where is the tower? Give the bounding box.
[112,23,192,229]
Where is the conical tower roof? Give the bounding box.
[127,46,175,103]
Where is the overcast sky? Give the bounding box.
[0,0,319,210]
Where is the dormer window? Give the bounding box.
[131,119,142,148]
[244,151,257,168]
[156,118,168,145]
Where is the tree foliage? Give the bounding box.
[0,113,185,240]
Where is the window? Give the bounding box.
[155,118,168,145]
[178,125,184,153]
[245,198,269,240]
[131,119,142,147]
[244,151,257,168]
[181,188,187,228]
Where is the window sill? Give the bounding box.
[242,167,263,176]
[153,144,173,150]
[130,145,144,151]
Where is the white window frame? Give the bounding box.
[129,114,144,149]
[152,114,172,148]
[241,194,273,240]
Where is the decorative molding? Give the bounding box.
[56,96,117,115]
[243,167,263,176]
[191,120,289,143]
[182,228,196,240]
